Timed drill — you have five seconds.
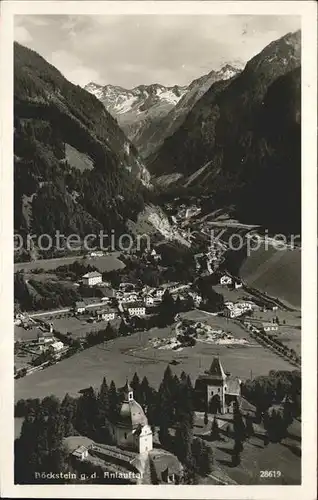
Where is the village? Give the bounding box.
[14,203,301,486]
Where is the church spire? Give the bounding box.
[208,357,227,381]
[123,378,134,401]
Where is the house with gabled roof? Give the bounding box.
[195,357,241,414]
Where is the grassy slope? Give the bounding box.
[238,246,301,309]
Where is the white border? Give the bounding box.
[0,2,317,499]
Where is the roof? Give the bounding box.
[116,399,148,429]
[126,302,145,309]
[96,308,116,314]
[206,358,227,381]
[50,341,64,349]
[37,331,53,337]
[75,301,86,308]
[226,377,241,395]
[82,271,102,278]
[116,382,148,428]
[150,452,182,482]
[63,436,94,453]
[72,445,88,456]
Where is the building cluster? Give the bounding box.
[224,301,255,319]
[68,357,240,484]
[74,278,200,322]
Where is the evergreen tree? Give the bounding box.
[210,416,220,441]
[233,400,246,443]
[119,318,129,336]
[174,421,193,464]
[108,380,120,422]
[61,393,77,437]
[130,372,141,400]
[245,415,254,437]
[97,377,110,426]
[232,447,241,467]
[175,295,182,313]
[149,458,159,484]
[105,321,116,340]
[158,290,175,325]
[204,411,209,426]
[140,375,151,407]
[41,395,60,416]
[193,439,214,474]
[283,399,294,427]
[157,366,176,427]
[75,387,98,438]
[175,374,194,427]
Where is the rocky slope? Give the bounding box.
[148,31,301,233]
[14,42,149,244]
[85,65,240,157]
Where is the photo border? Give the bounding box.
[1,2,317,498]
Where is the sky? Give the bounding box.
[14,15,301,88]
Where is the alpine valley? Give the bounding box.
[85,64,240,158]
[14,30,301,258]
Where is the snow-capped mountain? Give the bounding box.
[85,82,187,113]
[85,64,240,157]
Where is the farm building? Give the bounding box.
[150,452,182,484]
[262,322,279,332]
[82,271,102,286]
[125,303,146,317]
[37,331,54,344]
[220,275,233,286]
[72,445,89,461]
[74,301,86,314]
[49,341,64,353]
[95,308,117,322]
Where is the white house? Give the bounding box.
[144,296,155,306]
[189,292,203,306]
[155,289,165,299]
[89,251,104,257]
[224,301,252,319]
[82,271,102,286]
[96,308,117,322]
[220,275,233,286]
[72,445,89,461]
[234,281,243,289]
[74,301,86,314]
[262,322,279,332]
[37,332,54,344]
[121,293,138,304]
[127,303,146,317]
[49,341,64,353]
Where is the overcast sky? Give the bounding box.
[14,15,300,88]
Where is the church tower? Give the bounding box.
[195,357,241,414]
[113,379,153,454]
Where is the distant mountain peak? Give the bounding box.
[85,64,241,157]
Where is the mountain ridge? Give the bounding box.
[84,64,241,157]
[14,42,149,249]
[148,30,301,233]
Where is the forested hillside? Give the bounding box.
[149,31,301,233]
[14,43,148,241]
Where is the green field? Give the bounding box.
[15,313,294,402]
[14,254,125,273]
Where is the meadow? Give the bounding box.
[14,254,125,273]
[15,315,294,403]
[238,245,301,310]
